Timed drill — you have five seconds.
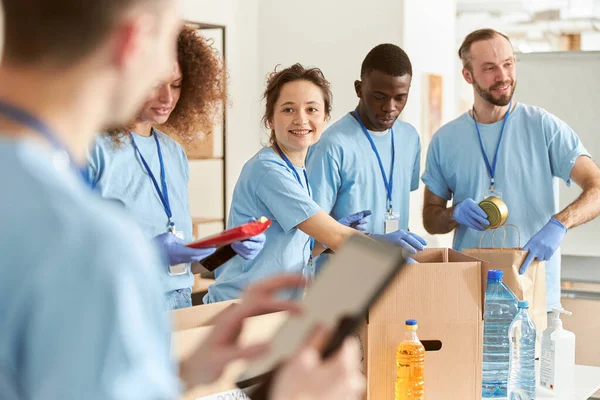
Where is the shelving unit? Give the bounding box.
[184,22,228,240]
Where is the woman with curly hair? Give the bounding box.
[87,25,265,310]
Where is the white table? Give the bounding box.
[483,364,600,400]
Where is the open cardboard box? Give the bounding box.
[360,248,486,399]
[171,311,288,399]
[171,300,239,331]
[171,248,488,399]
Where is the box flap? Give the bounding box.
[172,312,288,399]
[171,300,239,331]
[369,260,483,325]
[413,247,448,263]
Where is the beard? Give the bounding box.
[474,78,517,107]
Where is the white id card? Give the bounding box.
[485,188,502,200]
[169,263,188,275]
[168,230,188,276]
[384,212,400,234]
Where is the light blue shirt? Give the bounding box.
[306,113,421,270]
[88,130,194,293]
[0,138,178,399]
[205,147,321,303]
[421,103,590,310]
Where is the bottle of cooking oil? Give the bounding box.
[395,319,425,400]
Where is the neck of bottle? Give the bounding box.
[405,329,419,341]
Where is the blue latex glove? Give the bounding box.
[338,209,372,232]
[370,230,427,254]
[231,232,266,260]
[406,257,418,264]
[231,219,267,260]
[520,217,567,274]
[452,198,490,231]
[153,232,216,266]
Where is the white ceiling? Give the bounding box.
[457,0,600,36]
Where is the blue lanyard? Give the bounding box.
[472,100,512,192]
[273,142,311,197]
[352,109,395,213]
[130,130,175,232]
[0,99,90,185]
[272,142,314,255]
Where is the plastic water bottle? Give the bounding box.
[483,270,519,397]
[508,300,536,399]
[395,319,425,399]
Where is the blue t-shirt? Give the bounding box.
[0,138,177,399]
[306,113,421,270]
[87,130,193,293]
[421,103,590,310]
[205,147,321,303]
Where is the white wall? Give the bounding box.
[257,0,457,246]
[180,0,458,245]
[257,0,404,131]
[402,0,457,248]
[582,32,600,50]
[180,0,262,233]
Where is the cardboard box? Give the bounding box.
[172,312,288,399]
[172,248,487,399]
[362,248,485,399]
[191,275,215,294]
[171,300,239,331]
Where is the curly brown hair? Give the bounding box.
[106,24,226,144]
[262,63,332,144]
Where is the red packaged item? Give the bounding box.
[186,217,272,249]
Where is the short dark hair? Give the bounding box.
[2,0,164,65]
[262,63,332,144]
[458,28,512,71]
[360,44,412,78]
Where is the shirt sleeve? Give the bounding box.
[23,229,178,400]
[306,146,342,214]
[411,132,422,191]
[86,136,105,188]
[421,136,452,200]
[543,111,591,186]
[255,167,321,233]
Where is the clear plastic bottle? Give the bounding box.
[482,270,519,397]
[508,300,537,400]
[395,319,425,400]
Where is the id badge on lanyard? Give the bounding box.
[169,228,188,276]
[474,101,511,203]
[384,210,401,234]
[484,188,503,201]
[130,132,188,276]
[352,109,398,235]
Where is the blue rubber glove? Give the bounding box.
[231,232,266,260]
[153,232,216,266]
[370,230,427,254]
[406,257,418,264]
[452,198,490,231]
[520,217,567,274]
[231,218,267,260]
[338,209,372,232]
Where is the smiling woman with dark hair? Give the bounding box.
[88,25,265,310]
[205,63,376,304]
